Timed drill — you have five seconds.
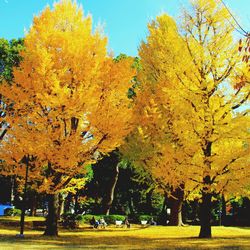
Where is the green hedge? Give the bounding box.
[138,215,152,222]
[132,214,157,223]
[103,215,126,224]
[77,214,126,224]
[77,214,157,224]
[76,214,97,223]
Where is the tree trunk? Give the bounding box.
[74,192,79,214]
[199,191,212,238]
[199,141,213,238]
[169,198,183,226]
[221,195,226,226]
[129,195,135,215]
[64,193,72,214]
[102,164,119,215]
[168,186,184,226]
[29,193,37,216]
[44,193,59,236]
[10,176,15,206]
[146,189,154,214]
[158,194,168,225]
[59,193,66,217]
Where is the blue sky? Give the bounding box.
[0,0,249,56]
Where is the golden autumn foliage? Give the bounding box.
[121,0,250,237]
[0,0,136,193]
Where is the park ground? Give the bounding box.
[0,219,250,250]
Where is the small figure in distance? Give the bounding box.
[124,217,130,228]
[149,217,157,225]
[43,208,48,217]
[90,216,99,228]
[99,217,107,228]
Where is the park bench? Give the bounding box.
[115,220,123,227]
[141,220,148,227]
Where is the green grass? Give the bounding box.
[0,216,45,222]
[0,225,250,249]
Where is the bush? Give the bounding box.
[4,208,21,216]
[61,213,81,229]
[78,214,126,225]
[103,215,126,224]
[138,215,152,222]
[80,214,101,224]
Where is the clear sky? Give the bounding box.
[0,0,249,56]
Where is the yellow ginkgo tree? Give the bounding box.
[0,0,135,236]
[122,0,250,238]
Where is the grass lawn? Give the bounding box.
[0,224,250,249]
[0,216,45,222]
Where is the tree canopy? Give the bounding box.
[0,0,136,193]
[121,0,250,238]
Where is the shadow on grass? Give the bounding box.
[0,232,250,250]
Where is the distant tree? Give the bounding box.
[0,38,24,141]
[83,151,120,215]
[0,38,24,83]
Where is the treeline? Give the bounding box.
[1,155,250,228]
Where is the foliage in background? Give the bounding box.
[0,38,24,83]
[4,208,21,216]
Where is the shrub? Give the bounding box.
[80,214,102,224]
[138,215,152,222]
[78,214,126,224]
[61,213,81,229]
[4,208,21,216]
[75,214,84,221]
[103,215,126,224]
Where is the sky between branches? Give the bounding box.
[0,0,249,56]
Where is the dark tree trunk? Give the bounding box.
[191,200,199,222]
[74,192,79,214]
[129,195,135,215]
[199,191,212,238]
[199,140,213,238]
[19,158,29,236]
[64,193,72,214]
[158,194,168,225]
[168,186,184,226]
[169,199,183,226]
[102,164,119,215]
[162,194,168,213]
[44,193,59,236]
[146,189,154,214]
[0,128,7,141]
[221,195,226,226]
[29,193,37,216]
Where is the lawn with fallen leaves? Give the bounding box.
[0,223,250,249]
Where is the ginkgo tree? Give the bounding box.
[0,0,135,236]
[121,80,196,227]
[122,0,250,238]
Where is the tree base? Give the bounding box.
[43,230,58,237]
[199,225,212,238]
[199,233,212,238]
